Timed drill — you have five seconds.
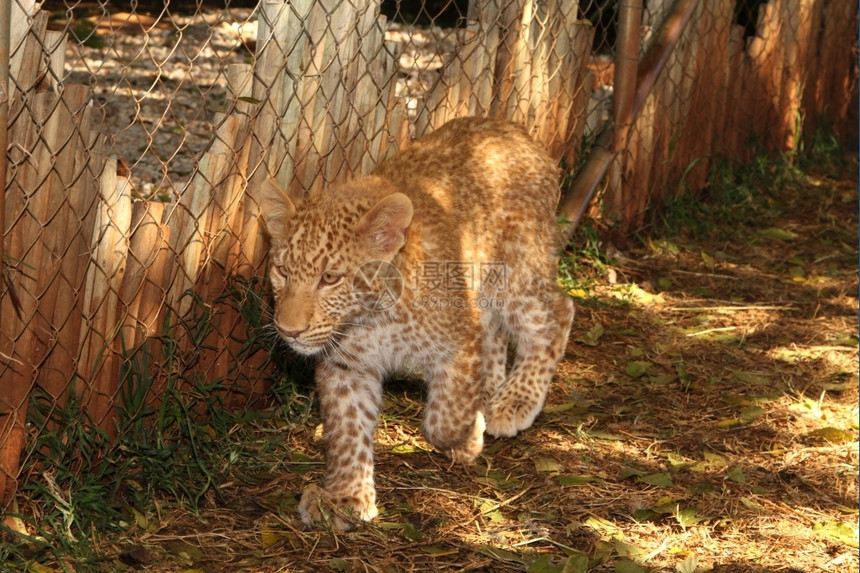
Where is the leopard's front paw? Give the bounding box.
[446,410,485,463]
[298,484,379,530]
[485,393,542,438]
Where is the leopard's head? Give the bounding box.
[258,178,413,356]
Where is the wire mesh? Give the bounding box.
[0,0,856,508]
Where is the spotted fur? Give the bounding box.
[258,117,574,529]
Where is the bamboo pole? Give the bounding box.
[490,0,523,117]
[542,0,578,152]
[559,0,699,241]
[292,0,347,195]
[121,201,168,349]
[79,159,132,431]
[0,0,10,318]
[36,85,92,403]
[0,0,12,513]
[7,0,36,96]
[246,0,313,199]
[342,8,378,174]
[632,0,698,119]
[8,90,56,416]
[612,0,643,153]
[558,22,595,165]
[167,113,243,317]
[9,11,47,94]
[602,0,642,224]
[506,0,535,123]
[724,24,746,160]
[558,124,613,244]
[463,0,499,117]
[1,82,47,389]
[818,0,857,141]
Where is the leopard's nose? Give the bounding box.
[278,325,308,339]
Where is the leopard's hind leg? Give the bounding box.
[485,285,573,438]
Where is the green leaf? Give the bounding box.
[686,480,714,495]
[653,500,678,514]
[619,467,645,480]
[557,474,596,486]
[666,452,693,470]
[479,501,506,523]
[739,405,765,424]
[626,361,651,378]
[480,546,526,564]
[534,457,562,475]
[584,515,622,536]
[327,558,351,571]
[391,443,420,454]
[260,527,283,549]
[730,369,770,384]
[163,540,205,562]
[675,507,707,527]
[835,334,859,346]
[676,362,691,384]
[615,559,646,573]
[637,472,673,487]
[561,554,590,573]
[813,521,859,548]
[614,538,647,561]
[422,545,459,557]
[806,427,855,443]
[474,466,522,489]
[649,373,676,385]
[518,510,558,522]
[739,496,761,511]
[543,400,593,414]
[632,508,657,521]
[289,451,315,462]
[725,466,747,483]
[400,522,423,541]
[589,431,625,441]
[758,227,797,240]
[703,451,728,467]
[818,381,856,392]
[576,324,604,347]
[527,555,566,573]
[676,555,700,573]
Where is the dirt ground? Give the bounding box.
[87,154,858,572]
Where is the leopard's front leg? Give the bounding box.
[298,360,382,530]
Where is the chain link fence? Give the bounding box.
[0,0,856,508]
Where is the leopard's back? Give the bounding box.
[373,117,563,297]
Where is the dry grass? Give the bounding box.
[18,155,856,573]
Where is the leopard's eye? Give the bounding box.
[319,271,342,287]
[272,265,289,282]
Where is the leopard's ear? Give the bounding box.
[356,193,413,258]
[257,179,297,237]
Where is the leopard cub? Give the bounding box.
[258,117,574,530]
